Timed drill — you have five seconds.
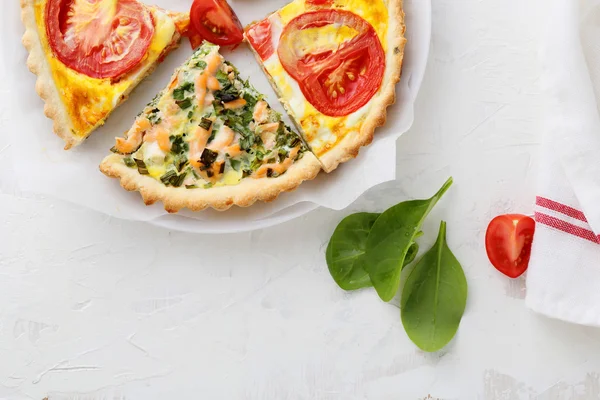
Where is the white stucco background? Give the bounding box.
[3,0,600,399]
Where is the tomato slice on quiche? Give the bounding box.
[100,42,321,212]
[21,0,190,149]
[245,0,406,172]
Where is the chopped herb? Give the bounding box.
[243,91,258,108]
[199,117,213,131]
[186,184,198,189]
[170,136,188,154]
[200,148,218,166]
[123,157,136,168]
[147,108,161,125]
[134,159,149,175]
[195,60,207,69]
[278,148,289,163]
[204,183,214,189]
[214,86,240,103]
[187,110,194,120]
[110,146,118,154]
[239,134,256,151]
[176,98,193,110]
[160,170,178,185]
[229,158,241,171]
[170,172,187,187]
[216,70,230,87]
[173,81,194,100]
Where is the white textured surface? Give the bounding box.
[3,0,600,399]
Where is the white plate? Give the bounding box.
[4,0,431,234]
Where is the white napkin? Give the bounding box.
[526,0,600,326]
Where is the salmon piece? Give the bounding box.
[223,99,247,110]
[259,122,280,149]
[208,125,235,150]
[207,76,220,91]
[195,53,222,111]
[114,118,152,154]
[253,100,269,124]
[253,147,300,178]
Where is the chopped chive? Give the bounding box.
[199,117,213,131]
[160,170,177,185]
[200,148,218,166]
[204,183,214,189]
[176,98,193,110]
[229,158,241,171]
[195,60,207,69]
[170,172,187,187]
[123,157,136,168]
[134,159,148,175]
[185,184,198,189]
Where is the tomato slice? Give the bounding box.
[189,0,243,47]
[246,19,274,61]
[277,10,385,117]
[46,0,155,79]
[485,214,536,278]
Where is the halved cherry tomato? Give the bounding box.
[189,0,243,47]
[277,10,385,117]
[46,0,155,79]
[485,214,536,278]
[246,19,274,61]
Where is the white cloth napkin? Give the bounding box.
[526,0,600,326]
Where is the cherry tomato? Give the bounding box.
[246,19,274,61]
[277,10,385,117]
[485,214,536,278]
[46,0,155,79]
[189,0,243,47]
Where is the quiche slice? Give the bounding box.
[100,43,322,212]
[245,0,407,172]
[21,0,189,149]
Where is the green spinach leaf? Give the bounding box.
[365,177,453,301]
[327,214,421,291]
[401,221,467,352]
[326,213,380,290]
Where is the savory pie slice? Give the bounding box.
[21,0,189,149]
[245,0,406,172]
[100,42,321,212]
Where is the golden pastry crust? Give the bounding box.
[100,153,322,212]
[20,0,187,150]
[318,0,407,172]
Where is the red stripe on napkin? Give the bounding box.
[536,196,588,222]
[535,212,600,244]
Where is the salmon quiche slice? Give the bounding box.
[100,42,322,212]
[21,0,189,149]
[245,0,407,172]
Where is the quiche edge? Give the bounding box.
[99,152,322,213]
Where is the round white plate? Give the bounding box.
[149,0,432,234]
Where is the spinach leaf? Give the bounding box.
[364,177,453,301]
[327,214,421,291]
[401,221,467,352]
[326,213,380,290]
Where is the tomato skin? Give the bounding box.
[189,0,243,47]
[485,214,536,278]
[246,19,274,61]
[46,0,155,79]
[277,10,385,117]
